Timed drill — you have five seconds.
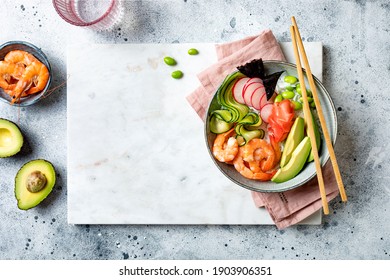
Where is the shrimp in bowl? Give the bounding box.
[0,41,51,105]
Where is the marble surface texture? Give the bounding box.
[67,42,322,225]
[0,0,389,260]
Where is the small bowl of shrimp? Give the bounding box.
[0,41,52,106]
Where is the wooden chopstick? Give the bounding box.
[291,16,347,202]
[290,25,330,215]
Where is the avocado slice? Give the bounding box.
[14,159,56,210]
[280,117,305,167]
[307,109,321,162]
[271,137,312,183]
[0,118,24,158]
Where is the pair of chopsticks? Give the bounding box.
[289,17,347,215]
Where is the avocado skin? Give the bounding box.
[280,117,305,167]
[0,118,24,158]
[271,137,312,183]
[307,110,321,162]
[14,159,56,210]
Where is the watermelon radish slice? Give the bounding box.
[260,104,273,123]
[243,86,255,107]
[259,93,268,109]
[237,59,283,100]
[250,86,266,110]
[243,82,263,107]
[260,91,275,109]
[232,77,250,104]
[243,77,262,93]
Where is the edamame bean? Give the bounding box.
[164,56,177,66]
[299,97,313,103]
[286,85,295,91]
[188,48,199,55]
[275,94,283,102]
[296,87,312,97]
[171,70,183,79]
[281,90,295,99]
[295,83,301,95]
[291,100,303,110]
[295,83,313,97]
[310,101,316,108]
[284,75,298,84]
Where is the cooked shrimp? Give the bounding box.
[4,50,38,67]
[11,61,49,102]
[0,61,24,90]
[25,61,49,95]
[242,139,276,172]
[233,148,276,181]
[212,128,239,162]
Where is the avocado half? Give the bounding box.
[280,117,305,167]
[307,109,321,162]
[15,159,56,210]
[271,137,312,183]
[0,118,24,158]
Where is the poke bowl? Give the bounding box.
[0,41,52,107]
[205,60,337,192]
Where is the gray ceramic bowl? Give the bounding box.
[0,41,52,106]
[205,60,337,192]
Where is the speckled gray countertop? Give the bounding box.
[0,0,389,260]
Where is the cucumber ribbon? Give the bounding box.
[209,72,265,145]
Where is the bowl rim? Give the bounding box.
[204,60,338,193]
[0,40,52,107]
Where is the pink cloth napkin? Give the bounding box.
[187,29,339,229]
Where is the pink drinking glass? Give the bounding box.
[52,0,123,30]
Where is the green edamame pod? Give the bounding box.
[299,97,313,103]
[284,75,298,84]
[188,48,199,55]
[164,56,177,66]
[296,84,301,95]
[291,100,303,110]
[286,85,295,91]
[171,70,183,79]
[275,94,283,102]
[281,91,295,99]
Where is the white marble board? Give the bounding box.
[67,42,323,225]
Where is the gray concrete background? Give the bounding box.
[0,0,389,260]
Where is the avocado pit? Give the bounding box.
[15,159,56,210]
[26,171,47,193]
